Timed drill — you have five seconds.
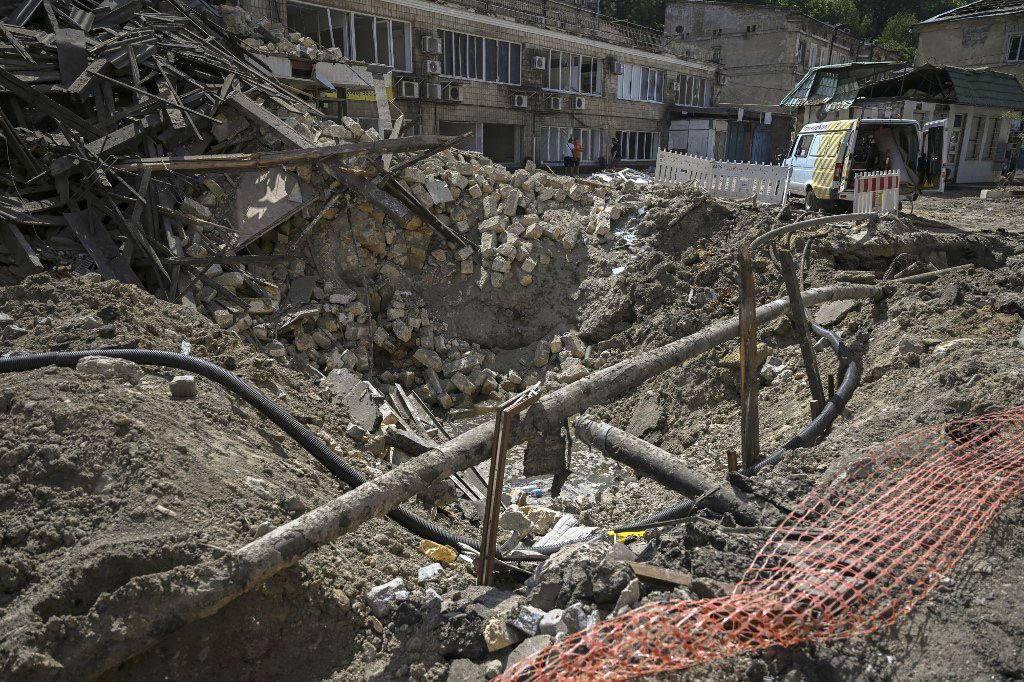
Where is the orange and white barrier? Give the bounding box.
[853,171,899,213]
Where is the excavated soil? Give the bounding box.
[3,189,1024,681]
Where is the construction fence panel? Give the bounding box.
[853,171,900,213]
[654,150,791,205]
[501,407,1024,682]
[653,149,712,185]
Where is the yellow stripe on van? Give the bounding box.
[809,123,855,199]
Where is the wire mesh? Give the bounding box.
[501,407,1024,681]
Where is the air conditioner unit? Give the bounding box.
[717,73,727,85]
[421,35,442,54]
[549,96,565,111]
[511,93,529,108]
[422,83,443,100]
[671,77,682,92]
[531,55,546,70]
[610,60,624,75]
[397,80,420,99]
[445,85,464,103]
[423,59,442,75]
[573,96,586,110]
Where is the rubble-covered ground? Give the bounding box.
[4,171,1024,680]
[2,4,1024,679]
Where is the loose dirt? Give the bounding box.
[3,188,1024,681]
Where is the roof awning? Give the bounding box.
[853,64,1024,110]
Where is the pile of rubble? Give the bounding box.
[0,0,622,415]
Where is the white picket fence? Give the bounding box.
[654,150,792,205]
[853,171,900,213]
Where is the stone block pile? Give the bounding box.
[178,120,618,413]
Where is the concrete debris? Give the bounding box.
[527,543,635,610]
[366,578,410,618]
[482,595,527,652]
[538,608,568,637]
[511,604,546,637]
[505,635,554,669]
[169,375,198,399]
[418,563,444,583]
[75,356,144,385]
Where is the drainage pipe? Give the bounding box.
[573,416,760,525]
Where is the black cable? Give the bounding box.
[0,349,479,552]
[0,322,859,560]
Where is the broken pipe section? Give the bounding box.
[573,416,759,526]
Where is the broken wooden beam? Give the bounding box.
[738,243,760,470]
[334,172,419,231]
[383,427,438,456]
[0,223,43,275]
[110,136,458,173]
[777,248,826,417]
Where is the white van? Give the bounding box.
[783,119,921,210]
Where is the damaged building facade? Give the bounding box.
[237,0,719,167]
[914,0,1024,79]
[664,0,891,108]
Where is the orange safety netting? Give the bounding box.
[502,407,1024,681]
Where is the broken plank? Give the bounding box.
[110,136,456,173]
[227,91,312,149]
[66,57,107,96]
[50,112,168,176]
[625,562,700,588]
[334,172,418,231]
[0,65,102,137]
[63,208,141,285]
[54,27,88,88]
[0,223,43,274]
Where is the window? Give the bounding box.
[547,51,601,94]
[440,30,521,84]
[285,3,412,71]
[617,63,664,103]
[1008,34,1023,63]
[967,115,987,160]
[983,118,1000,161]
[616,130,660,161]
[711,47,721,63]
[796,38,806,66]
[793,134,812,158]
[679,75,710,107]
[541,127,599,164]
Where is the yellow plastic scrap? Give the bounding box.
[419,539,458,564]
[607,530,646,543]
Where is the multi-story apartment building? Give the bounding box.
[239,0,719,167]
[664,1,890,107]
[915,0,1024,79]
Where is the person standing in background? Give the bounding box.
[573,137,584,176]
[564,137,575,173]
[610,135,621,168]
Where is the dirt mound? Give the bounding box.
[0,274,476,681]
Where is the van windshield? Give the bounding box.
[793,135,812,157]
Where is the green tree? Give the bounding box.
[876,11,919,58]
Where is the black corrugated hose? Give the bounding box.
[0,324,857,558]
[606,322,859,532]
[0,349,483,553]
